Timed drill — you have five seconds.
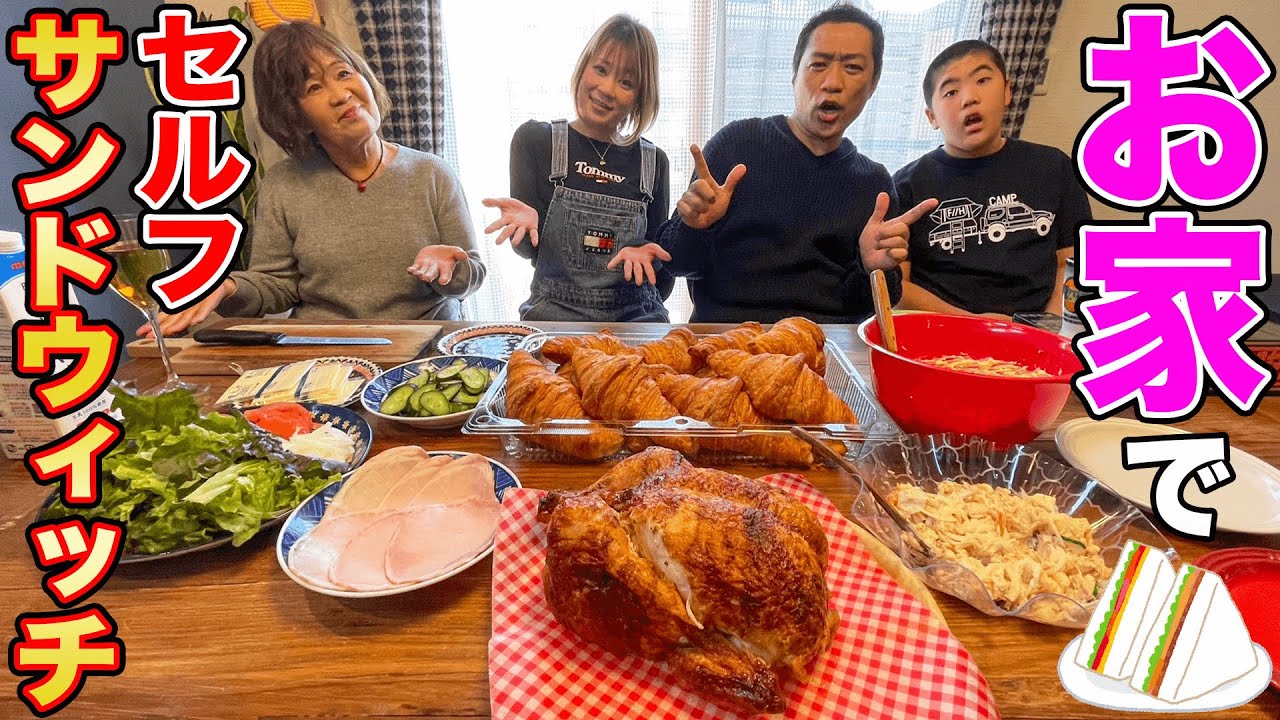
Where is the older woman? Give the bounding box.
[147,22,484,336]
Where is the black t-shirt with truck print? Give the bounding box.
[893,139,1092,315]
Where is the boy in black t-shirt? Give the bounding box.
[893,40,1092,317]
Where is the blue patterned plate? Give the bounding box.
[437,323,541,360]
[275,450,521,598]
[361,355,507,429]
[293,402,373,472]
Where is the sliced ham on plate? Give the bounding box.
[385,498,504,584]
[286,447,505,593]
[288,512,383,588]
[403,453,495,509]
[374,454,455,511]
[329,512,411,591]
[327,446,432,517]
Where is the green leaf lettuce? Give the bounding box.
[43,388,340,554]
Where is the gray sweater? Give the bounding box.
[220,145,485,321]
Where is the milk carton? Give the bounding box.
[0,230,115,459]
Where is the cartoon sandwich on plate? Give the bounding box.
[1060,540,1271,712]
[1076,541,1177,682]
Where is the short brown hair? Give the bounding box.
[792,4,884,83]
[570,15,660,145]
[252,22,391,158]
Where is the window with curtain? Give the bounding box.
[441,0,982,322]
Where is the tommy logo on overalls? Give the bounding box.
[582,228,616,254]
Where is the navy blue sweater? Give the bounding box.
[657,115,902,323]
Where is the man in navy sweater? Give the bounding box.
[658,4,937,323]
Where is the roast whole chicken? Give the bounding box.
[537,448,838,714]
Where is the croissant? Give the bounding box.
[643,363,679,378]
[638,327,701,374]
[748,317,827,376]
[689,321,764,363]
[505,350,624,461]
[555,360,579,388]
[655,373,814,466]
[706,350,858,425]
[573,348,697,456]
[542,329,640,365]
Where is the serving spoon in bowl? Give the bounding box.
[790,426,933,560]
[870,269,899,353]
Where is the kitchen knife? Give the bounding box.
[193,329,392,346]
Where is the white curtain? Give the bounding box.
[442,0,982,322]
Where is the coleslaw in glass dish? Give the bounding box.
[851,433,1177,627]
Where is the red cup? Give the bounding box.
[858,313,1081,444]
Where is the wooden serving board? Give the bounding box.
[126,320,442,375]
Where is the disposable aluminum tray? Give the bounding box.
[462,330,897,463]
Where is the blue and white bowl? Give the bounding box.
[275,450,521,598]
[361,355,507,429]
[296,402,373,472]
[437,323,541,360]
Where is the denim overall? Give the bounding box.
[519,120,669,322]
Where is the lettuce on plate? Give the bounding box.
[42,387,341,555]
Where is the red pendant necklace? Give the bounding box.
[335,139,385,192]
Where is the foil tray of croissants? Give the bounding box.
[480,317,870,467]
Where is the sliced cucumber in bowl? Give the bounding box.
[379,384,415,415]
[372,358,498,419]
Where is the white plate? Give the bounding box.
[275,451,520,598]
[1057,636,1271,712]
[1055,418,1280,534]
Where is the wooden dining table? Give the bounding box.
[2,319,1278,720]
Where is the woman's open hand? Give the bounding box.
[137,278,236,337]
[481,197,539,247]
[607,243,672,286]
[409,245,468,285]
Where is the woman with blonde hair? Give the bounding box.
[146,21,484,336]
[483,14,672,322]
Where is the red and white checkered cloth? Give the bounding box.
[488,473,1000,719]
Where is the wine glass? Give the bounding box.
[105,214,200,393]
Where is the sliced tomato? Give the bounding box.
[244,402,316,439]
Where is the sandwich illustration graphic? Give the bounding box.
[1062,540,1268,711]
[1127,563,1258,703]
[1076,540,1176,680]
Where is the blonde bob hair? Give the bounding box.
[570,15,660,145]
[253,22,392,158]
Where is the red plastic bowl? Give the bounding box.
[858,313,1081,444]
